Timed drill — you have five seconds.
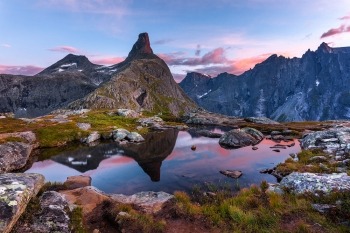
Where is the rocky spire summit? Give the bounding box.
[126,33,154,61]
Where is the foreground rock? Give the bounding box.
[111,191,174,213]
[219,127,264,148]
[0,142,34,173]
[0,173,45,233]
[279,172,350,194]
[15,191,70,233]
[61,186,173,214]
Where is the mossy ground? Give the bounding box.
[275,149,340,176]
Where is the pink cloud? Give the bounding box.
[158,47,227,66]
[321,24,350,38]
[48,45,80,53]
[339,14,350,20]
[91,56,125,65]
[0,65,43,76]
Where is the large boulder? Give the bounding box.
[280,172,350,194]
[301,127,350,154]
[219,127,264,148]
[111,191,174,214]
[15,191,70,233]
[0,142,34,173]
[0,173,45,233]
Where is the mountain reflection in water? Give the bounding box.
[26,128,301,195]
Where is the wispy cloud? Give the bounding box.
[0,65,43,75]
[153,39,174,45]
[1,44,11,48]
[158,48,227,66]
[321,14,350,38]
[91,56,125,65]
[321,25,350,38]
[48,46,80,53]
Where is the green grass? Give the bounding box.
[70,207,87,233]
[173,182,349,233]
[275,149,338,176]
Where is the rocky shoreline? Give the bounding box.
[0,109,350,232]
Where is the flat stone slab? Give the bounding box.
[64,175,92,190]
[0,173,45,233]
[111,191,174,213]
[280,172,350,194]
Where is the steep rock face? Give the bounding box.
[0,73,96,117]
[70,33,196,116]
[180,43,350,121]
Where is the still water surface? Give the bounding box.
[26,128,300,194]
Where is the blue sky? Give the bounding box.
[1,0,350,81]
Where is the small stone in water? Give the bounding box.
[252,146,258,150]
[191,145,196,151]
[220,170,242,179]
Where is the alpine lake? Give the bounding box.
[26,127,301,195]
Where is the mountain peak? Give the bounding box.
[127,32,154,59]
[317,42,333,53]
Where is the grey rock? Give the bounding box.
[111,191,174,214]
[219,127,263,148]
[311,203,337,213]
[137,116,164,127]
[0,142,34,173]
[280,172,350,194]
[180,43,350,122]
[0,173,45,233]
[183,109,244,126]
[116,109,140,118]
[195,129,222,138]
[16,191,70,233]
[301,127,350,154]
[76,122,91,131]
[112,128,130,141]
[126,132,145,142]
[244,117,280,124]
[271,131,282,135]
[82,131,100,144]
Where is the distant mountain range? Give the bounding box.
[180,42,350,121]
[0,33,196,117]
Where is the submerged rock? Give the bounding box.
[0,173,45,233]
[280,172,350,194]
[195,129,222,138]
[111,191,174,214]
[220,170,242,179]
[219,127,263,148]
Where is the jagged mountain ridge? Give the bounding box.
[180,42,350,121]
[0,33,196,117]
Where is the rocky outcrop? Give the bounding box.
[183,108,245,126]
[69,33,196,116]
[219,127,264,148]
[0,173,45,233]
[279,172,350,194]
[244,117,280,125]
[180,43,350,121]
[301,127,350,155]
[15,191,70,233]
[116,109,140,118]
[111,191,174,214]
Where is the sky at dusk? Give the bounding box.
[1,0,350,81]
